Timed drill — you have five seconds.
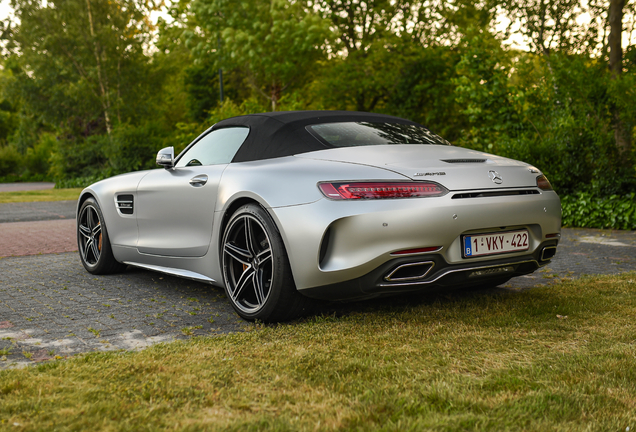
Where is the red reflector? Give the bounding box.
[318,181,447,200]
[391,246,442,255]
[536,175,553,191]
[545,233,560,238]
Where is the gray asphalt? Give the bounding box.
[1,198,635,369]
[0,200,76,223]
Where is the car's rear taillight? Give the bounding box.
[318,181,448,200]
[536,175,553,191]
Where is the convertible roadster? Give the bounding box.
[77,111,561,322]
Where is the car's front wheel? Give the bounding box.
[221,204,312,322]
[77,197,127,275]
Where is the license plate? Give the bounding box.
[463,230,529,258]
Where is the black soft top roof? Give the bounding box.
[209,110,421,163]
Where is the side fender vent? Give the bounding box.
[116,194,134,215]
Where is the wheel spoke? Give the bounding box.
[231,266,255,301]
[83,237,94,260]
[87,208,95,230]
[224,242,252,265]
[244,218,259,257]
[256,247,272,265]
[252,268,266,306]
[79,224,92,240]
[90,238,100,261]
[92,223,101,237]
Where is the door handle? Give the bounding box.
[189,174,208,187]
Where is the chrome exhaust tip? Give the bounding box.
[540,246,557,261]
[385,261,435,282]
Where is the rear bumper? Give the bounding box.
[270,189,561,292]
[300,239,559,300]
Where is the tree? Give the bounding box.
[3,0,160,139]
[501,0,635,159]
[609,0,632,156]
[452,29,523,152]
[191,0,333,111]
[314,0,501,113]
[505,0,589,56]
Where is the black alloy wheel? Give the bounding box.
[77,197,126,274]
[221,204,312,322]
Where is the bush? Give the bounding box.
[561,192,636,230]
[54,175,107,189]
[108,122,171,173]
[0,144,22,180]
[0,133,56,182]
[24,133,56,178]
[48,134,110,181]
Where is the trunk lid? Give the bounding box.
[295,145,541,191]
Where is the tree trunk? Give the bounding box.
[270,82,281,112]
[86,0,113,137]
[608,0,631,156]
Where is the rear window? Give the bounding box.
[306,122,450,147]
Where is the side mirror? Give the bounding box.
[156,146,174,168]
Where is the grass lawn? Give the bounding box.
[0,188,83,204]
[1,273,635,431]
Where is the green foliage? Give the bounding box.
[453,29,525,153]
[0,133,55,182]
[383,46,465,141]
[497,53,635,196]
[318,42,402,112]
[24,133,56,177]
[191,0,333,110]
[48,134,110,181]
[4,0,159,131]
[0,0,634,231]
[0,144,21,180]
[0,96,17,145]
[54,176,106,189]
[561,192,636,230]
[108,123,172,174]
[205,98,264,125]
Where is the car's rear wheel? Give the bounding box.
[77,197,126,275]
[221,204,312,322]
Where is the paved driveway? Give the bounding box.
[0,198,635,369]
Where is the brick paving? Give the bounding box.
[0,196,635,368]
[0,219,77,257]
[0,253,244,368]
[0,200,77,258]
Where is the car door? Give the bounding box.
[136,127,250,257]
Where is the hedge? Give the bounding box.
[561,192,636,230]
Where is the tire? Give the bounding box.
[221,204,313,322]
[77,197,127,275]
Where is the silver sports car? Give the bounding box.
[77,111,561,322]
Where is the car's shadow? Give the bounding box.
[103,263,528,331]
[116,265,517,326]
[309,283,517,321]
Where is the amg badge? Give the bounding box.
[414,172,446,177]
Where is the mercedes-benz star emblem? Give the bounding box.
[488,170,503,184]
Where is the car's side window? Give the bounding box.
[175,127,250,168]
